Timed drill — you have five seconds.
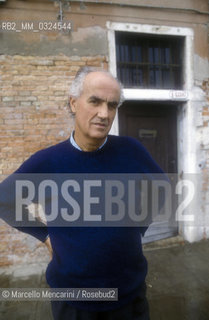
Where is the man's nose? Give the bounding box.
[97,103,109,118]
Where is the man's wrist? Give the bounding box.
[44,234,49,242]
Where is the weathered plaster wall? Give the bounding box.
[0,26,108,56]
[195,59,209,241]
[0,0,208,57]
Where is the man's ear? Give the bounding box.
[69,96,77,113]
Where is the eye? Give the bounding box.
[108,102,118,110]
[89,98,101,106]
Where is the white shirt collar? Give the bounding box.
[70,131,108,151]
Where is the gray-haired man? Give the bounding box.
[0,66,165,319]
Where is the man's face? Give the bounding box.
[70,72,120,148]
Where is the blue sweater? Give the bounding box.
[0,135,163,311]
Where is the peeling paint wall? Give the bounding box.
[192,49,209,241]
[0,26,108,56]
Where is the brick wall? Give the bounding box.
[0,54,107,266]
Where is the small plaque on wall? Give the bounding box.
[139,129,157,139]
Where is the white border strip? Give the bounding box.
[106,21,193,37]
[124,89,190,101]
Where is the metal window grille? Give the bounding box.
[115,32,183,89]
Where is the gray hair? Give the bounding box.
[68,66,124,113]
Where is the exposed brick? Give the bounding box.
[20,102,32,107]
[14,96,37,102]
[30,59,55,66]
[2,97,14,102]
[19,91,31,96]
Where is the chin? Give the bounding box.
[90,130,109,139]
[93,135,107,141]
[90,133,107,141]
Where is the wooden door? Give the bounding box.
[119,101,178,242]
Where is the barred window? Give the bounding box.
[116,32,184,89]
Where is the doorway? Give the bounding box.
[119,101,178,242]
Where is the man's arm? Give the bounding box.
[0,173,49,242]
[44,235,53,258]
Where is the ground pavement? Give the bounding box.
[0,237,209,320]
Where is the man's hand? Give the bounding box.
[44,236,53,259]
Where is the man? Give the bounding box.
[0,66,164,319]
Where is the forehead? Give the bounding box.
[82,72,120,100]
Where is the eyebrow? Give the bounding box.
[88,95,103,102]
[88,95,119,106]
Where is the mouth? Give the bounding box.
[92,123,108,128]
